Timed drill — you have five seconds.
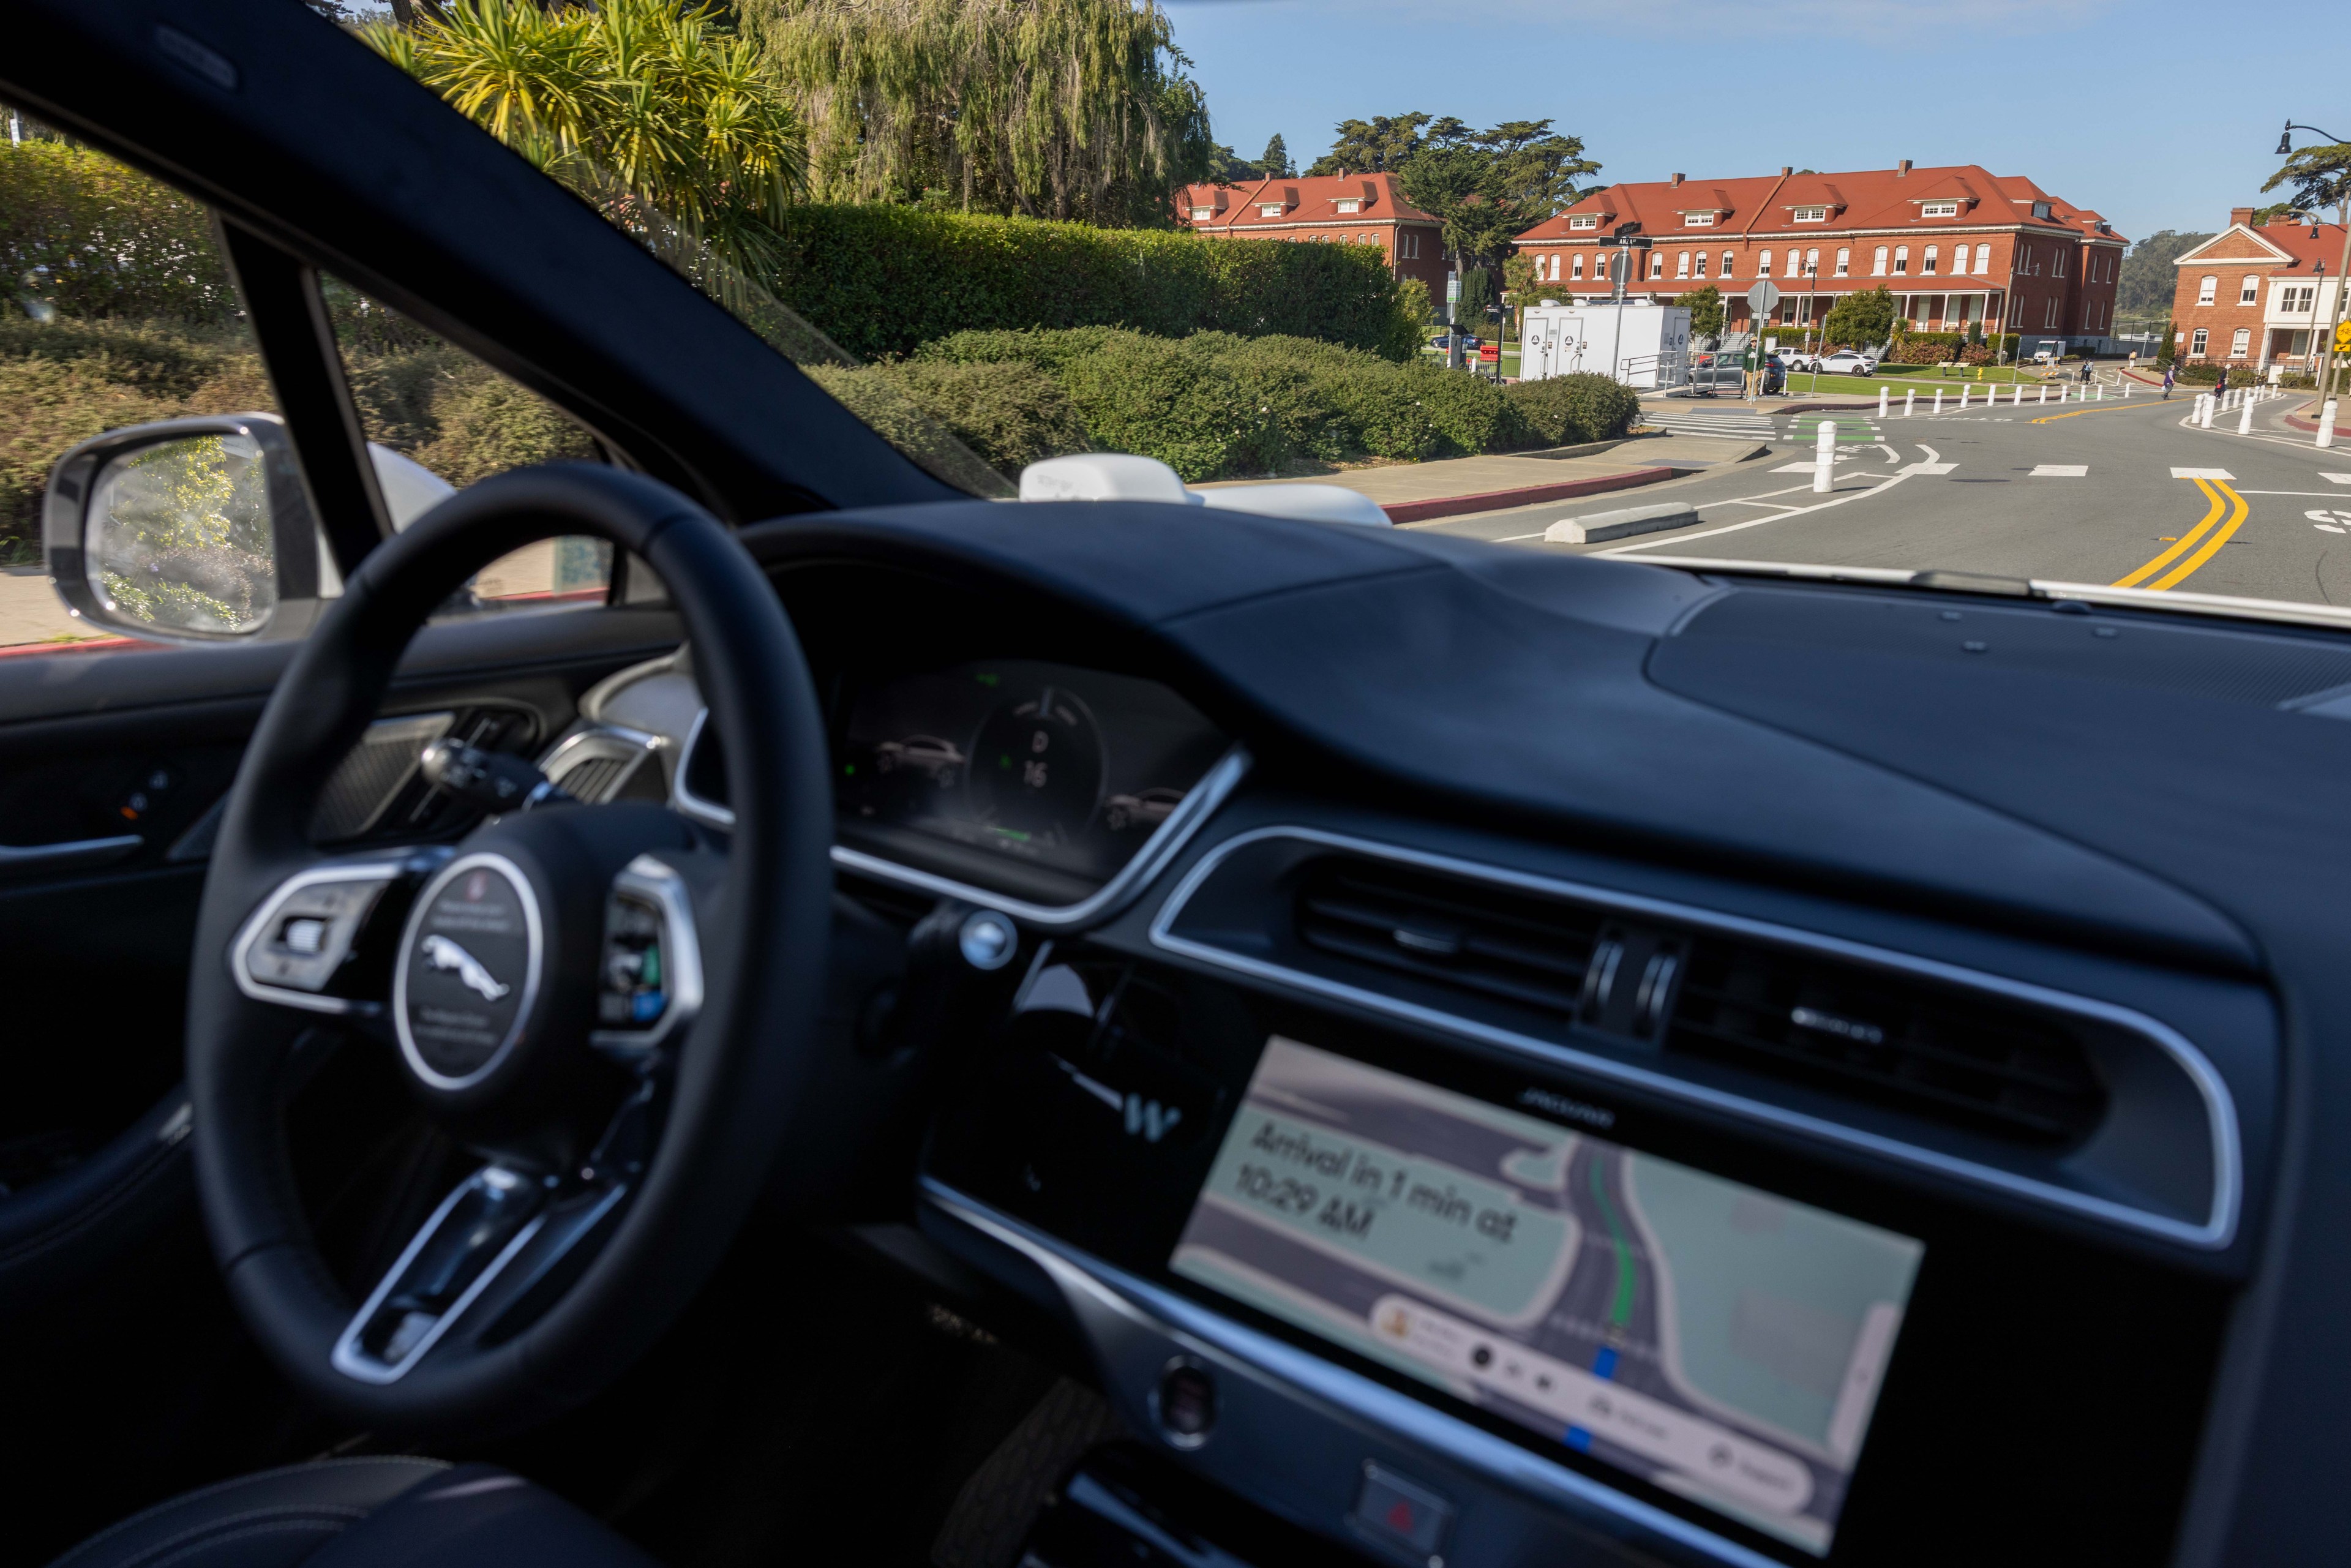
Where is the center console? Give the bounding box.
[918,940,2231,1568]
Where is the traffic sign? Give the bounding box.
[2336,320,2351,351]
[1746,280,1782,315]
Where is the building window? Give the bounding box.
[1894,246,1909,275]
[2191,328,2208,356]
[1721,250,1734,278]
[1759,249,1774,278]
[2239,276,2259,305]
[1684,211,1715,227]
[1873,245,1889,275]
[1569,215,1598,230]
[1793,205,1828,222]
[2055,249,2069,279]
[1401,231,1420,259]
[2284,284,2317,312]
[1693,252,1708,279]
[1924,245,1939,275]
[1805,248,1819,277]
[1649,252,1663,279]
[2197,274,2217,305]
[1337,198,1359,213]
[1676,250,1690,279]
[1191,207,1213,221]
[1922,200,1960,217]
[1834,247,1850,277]
[1259,204,1283,217]
[2231,328,2251,357]
[1974,242,1990,274]
[1570,252,1583,279]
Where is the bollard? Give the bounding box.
[2238,395,2254,435]
[1905,389,1915,417]
[2039,384,2047,404]
[2096,384,2104,401]
[2124,381,2132,398]
[1813,419,1835,494]
[2199,393,2214,429]
[1878,386,1889,418]
[2320,399,2338,449]
[1959,384,1970,410]
[1933,389,1944,414]
[2014,385,2023,406]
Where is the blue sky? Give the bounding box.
[1166,0,2336,246]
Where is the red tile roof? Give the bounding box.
[1178,171,1436,231]
[1517,163,2124,246]
[2180,220,2350,271]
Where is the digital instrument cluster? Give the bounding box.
[836,659,1229,893]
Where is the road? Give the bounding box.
[1420,392,2351,609]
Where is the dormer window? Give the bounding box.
[1921,200,1960,217]
[1337,198,1361,214]
[1569,214,1599,230]
[1191,208,1213,220]
[1793,205,1828,222]
[2031,201,2052,220]
[1259,204,1284,217]
[1682,211,1716,227]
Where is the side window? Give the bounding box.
[2,119,274,651]
[323,278,613,610]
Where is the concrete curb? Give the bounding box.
[1379,464,1676,525]
[2283,400,2350,438]
[1543,502,1700,544]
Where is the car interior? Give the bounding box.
[3,6,2346,1568]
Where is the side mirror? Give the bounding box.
[44,413,324,644]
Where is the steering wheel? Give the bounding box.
[184,465,832,1434]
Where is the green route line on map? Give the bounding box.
[1589,1152,1638,1329]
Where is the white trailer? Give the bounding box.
[1518,299,1690,389]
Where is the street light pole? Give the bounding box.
[2278,122,2351,401]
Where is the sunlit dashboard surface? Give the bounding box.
[836,659,1229,894]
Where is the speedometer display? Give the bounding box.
[838,659,1228,893]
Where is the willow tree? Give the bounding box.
[365,0,807,281]
[748,0,1213,227]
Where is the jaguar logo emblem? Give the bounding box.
[421,934,510,1001]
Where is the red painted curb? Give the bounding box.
[1382,465,1676,525]
[2283,405,2351,438]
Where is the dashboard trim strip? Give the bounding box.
[1147,825,2243,1251]
[921,1179,1785,1568]
[672,706,1251,931]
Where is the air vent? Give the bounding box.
[1296,857,1602,1016]
[1668,939,2108,1143]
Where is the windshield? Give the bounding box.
[11,2,2351,636]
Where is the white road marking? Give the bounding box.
[1903,462,1957,475]
[2030,465,2088,477]
[1875,444,1902,466]
[2306,509,2351,527]
[2317,525,2346,535]
[2235,490,2351,498]
[2170,467,2234,479]
[1772,461,1849,473]
[1599,471,1915,556]
[2324,474,2351,485]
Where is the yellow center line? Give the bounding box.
[2113,479,2224,588]
[2148,479,2249,591]
[2029,399,2175,425]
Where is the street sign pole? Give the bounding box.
[1745,279,1782,400]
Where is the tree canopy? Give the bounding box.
[364,0,806,279]
[1673,283,1723,340]
[1382,116,1597,268]
[2116,230,2214,318]
[1820,285,1895,350]
[2264,141,2351,225]
[1305,113,1431,176]
[746,0,1212,227]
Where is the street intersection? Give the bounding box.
[1431,394,2351,610]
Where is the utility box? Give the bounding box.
[1518,301,1690,389]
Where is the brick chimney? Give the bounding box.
[1670,172,1684,186]
[1780,166,1791,176]
[1897,159,1911,176]
[2229,206,2255,227]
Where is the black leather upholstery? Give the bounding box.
[47,1459,659,1568]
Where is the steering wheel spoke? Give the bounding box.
[587,851,711,1065]
[230,847,455,1018]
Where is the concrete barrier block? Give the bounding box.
[1543,501,1701,544]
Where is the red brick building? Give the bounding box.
[1176,171,1448,297]
[2169,212,2347,370]
[1513,162,2124,351]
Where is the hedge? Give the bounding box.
[1886,331,2022,365]
[1,142,239,324]
[767,205,1425,363]
[910,328,1639,482]
[2173,363,2317,388]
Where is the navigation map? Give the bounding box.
[1171,1038,1924,1556]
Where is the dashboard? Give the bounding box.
[552,504,2339,1568]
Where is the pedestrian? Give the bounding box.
[2214,366,2229,402]
[2162,365,2175,399]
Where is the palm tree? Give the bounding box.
[364,0,807,282]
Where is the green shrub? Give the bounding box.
[765,204,1414,362]
[1,142,240,324]
[1504,373,1640,447]
[806,359,1087,480]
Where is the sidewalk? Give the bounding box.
[2284,399,2351,440]
[1197,433,1769,523]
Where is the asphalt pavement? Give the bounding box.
[1419,392,2351,609]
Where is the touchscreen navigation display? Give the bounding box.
[1171,1038,1924,1557]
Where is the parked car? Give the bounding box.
[1772,347,1820,372]
[1684,351,1745,396]
[1818,350,1880,375]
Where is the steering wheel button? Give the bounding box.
[282,917,328,956]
